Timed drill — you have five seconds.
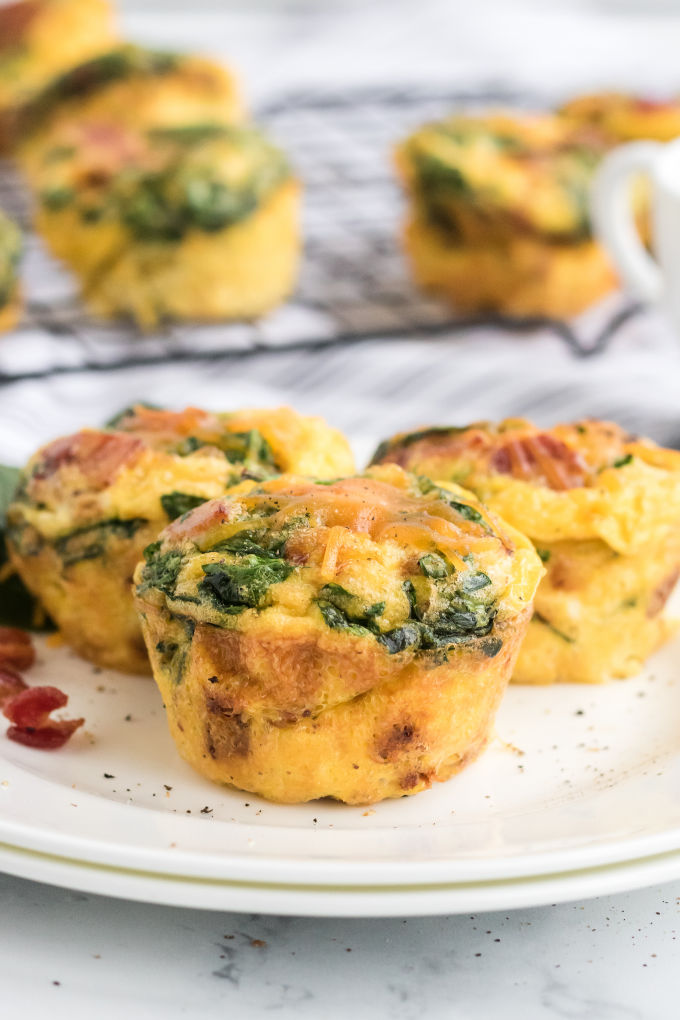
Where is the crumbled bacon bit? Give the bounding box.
[3,685,84,750]
[0,668,28,706]
[0,627,35,671]
[0,1,40,52]
[491,434,589,490]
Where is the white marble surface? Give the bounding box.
[0,871,677,1019]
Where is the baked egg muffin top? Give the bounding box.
[0,0,116,112]
[396,112,610,243]
[560,92,680,143]
[17,43,240,140]
[34,120,290,241]
[372,419,680,553]
[8,404,353,551]
[136,464,541,658]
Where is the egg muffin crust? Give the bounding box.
[560,93,680,143]
[372,419,680,684]
[395,112,617,318]
[0,0,116,149]
[133,465,542,804]
[7,405,354,673]
[0,209,22,332]
[16,44,243,174]
[29,121,299,326]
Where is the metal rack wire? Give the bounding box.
[0,85,643,382]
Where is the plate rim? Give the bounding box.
[2,773,680,887]
[1,839,680,917]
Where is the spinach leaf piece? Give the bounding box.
[161,491,207,521]
[446,499,485,526]
[461,570,491,592]
[419,552,449,578]
[533,611,574,644]
[139,546,183,595]
[0,464,19,522]
[200,555,292,609]
[0,464,53,629]
[318,584,384,629]
[480,637,503,657]
[56,518,147,567]
[377,624,422,654]
[613,454,633,469]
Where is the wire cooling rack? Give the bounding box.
[0,84,644,382]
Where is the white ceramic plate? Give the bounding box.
[2,839,680,918]
[1,633,680,915]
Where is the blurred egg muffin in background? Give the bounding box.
[134,464,543,804]
[372,419,680,684]
[30,121,300,326]
[0,0,116,149]
[0,209,22,332]
[6,405,353,673]
[16,44,243,176]
[561,92,680,143]
[395,111,618,318]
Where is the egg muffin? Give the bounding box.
[561,93,680,143]
[30,121,299,326]
[0,0,116,149]
[133,464,543,804]
[372,419,680,684]
[16,44,243,175]
[0,209,22,332]
[396,111,617,317]
[6,405,354,673]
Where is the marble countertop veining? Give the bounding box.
[0,872,677,1019]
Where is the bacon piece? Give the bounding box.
[491,434,589,490]
[3,686,84,751]
[634,97,675,113]
[0,1,41,52]
[0,627,35,671]
[0,668,28,707]
[32,430,144,489]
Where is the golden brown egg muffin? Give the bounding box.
[30,121,299,326]
[0,209,22,332]
[372,419,680,684]
[133,464,543,804]
[395,111,617,318]
[0,0,115,149]
[16,44,243,175]
[7,405,354,673]
[560,92,680,143]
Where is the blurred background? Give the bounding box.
[117,0,680,102]
[4,0,680,455]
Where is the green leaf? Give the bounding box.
[377,624,422,654]
[613,454,633,469]
[55,518,147,567]
[533,611,574,644]
[0,464,53,629]
[461,571,491,592]
[138,548,183,595]
[200,555,292,609]
[0,464,20,527]
[419,552,449,578]
[160,491,207,521]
